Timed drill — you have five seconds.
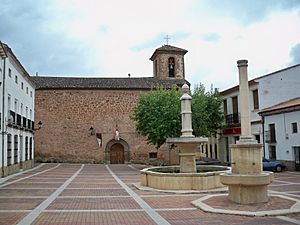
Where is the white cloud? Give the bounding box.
[1,0,300,90]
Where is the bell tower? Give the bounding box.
[150,45,188,80]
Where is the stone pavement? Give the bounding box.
[0,163,299,225]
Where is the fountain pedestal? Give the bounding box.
[167,137,207,173]
[220,140,273,204]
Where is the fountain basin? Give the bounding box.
[141,165,230,190]
[220,172,274,186]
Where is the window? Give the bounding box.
[26,87,29,94]
[14,99,18,113]
[14,135,18,164]
[149,152,157,159]
[20,103,23,115]
[7,134,12,166]
[8,68,11,78]
[29,137,33,160]
[168,57,175,77]
[269,124,276,143]
[7,95,11,110]
[292,122,298,133]
[252,89,259,110]
[15,75,18,84]
[25,137,28,161]
[232,96,238,114]
[30,91,33,97]
[255,135,260,143]
[269,145,276,160]
[21,82,24,90]
[223,99,228,115]
[29,109,32,120]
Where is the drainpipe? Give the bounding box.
[1,57,6,176]
[261,115,265,158]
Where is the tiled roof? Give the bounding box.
[31,76,188,90]
[150,45,188,61]
[0,41,7,58]
[259,97,300,115]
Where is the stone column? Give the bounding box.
[237,60,254,143]
[167,83,208,173]
[220,59,273,204]
[180,83,194,138]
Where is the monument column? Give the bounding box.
[220,59,273,204]
[237,60,253,141]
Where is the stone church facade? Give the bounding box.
[31,45,188,164]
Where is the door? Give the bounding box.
[19,136,23,168]
[294,147,300,171]
[110,143,124,164]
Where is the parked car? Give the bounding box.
[263,158,286,172]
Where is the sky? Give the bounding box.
[1,0,300,91]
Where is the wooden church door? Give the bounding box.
[110,143,124,164]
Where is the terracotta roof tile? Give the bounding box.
[30,76,188,90]
[259,97,300,115]
[150,45,188,61]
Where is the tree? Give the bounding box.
[131,84,224,149]
[131,87,181,149]
[192,84,224,137]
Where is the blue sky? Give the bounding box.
[1,0,300,91]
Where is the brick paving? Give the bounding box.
[0,212,28,225]
[202,195,296,212]
[0,163,298,224]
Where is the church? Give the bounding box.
[31,45,189,164]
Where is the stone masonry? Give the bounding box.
[34,89,179,164]
[33,45,188,164]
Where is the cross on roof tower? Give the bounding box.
[164,35,171,45]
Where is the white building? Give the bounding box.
[259,98,300,170]
[219,63,300,170]
[0,41,37,177]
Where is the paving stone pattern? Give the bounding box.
[0,163,298,224]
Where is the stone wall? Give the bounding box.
[155,53,185,80]
[34,89,179,164]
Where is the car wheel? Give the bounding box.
[275,165,282,172]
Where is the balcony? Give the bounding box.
[225,113,240,126]
[8,110,16,127]
[27,119,32,130]
[22,117,27,129]
[265,131,276,143]
[17,114,22,127]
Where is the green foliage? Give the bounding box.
[192,84,224,136]
[192,83,209,136]
[131,87,181,149]
[131,83,224,149]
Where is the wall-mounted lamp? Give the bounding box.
[90,126,96,136]
[34,120,43,130]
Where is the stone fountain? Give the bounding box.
[166,83,207,173]
[220,60,273,204]
[140,84,230,191]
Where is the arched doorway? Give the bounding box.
[110,143,124,164]
[105,139,130,164]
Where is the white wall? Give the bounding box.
[264,110,300,161]
[1,51,35,168]
[256,65,300,109]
